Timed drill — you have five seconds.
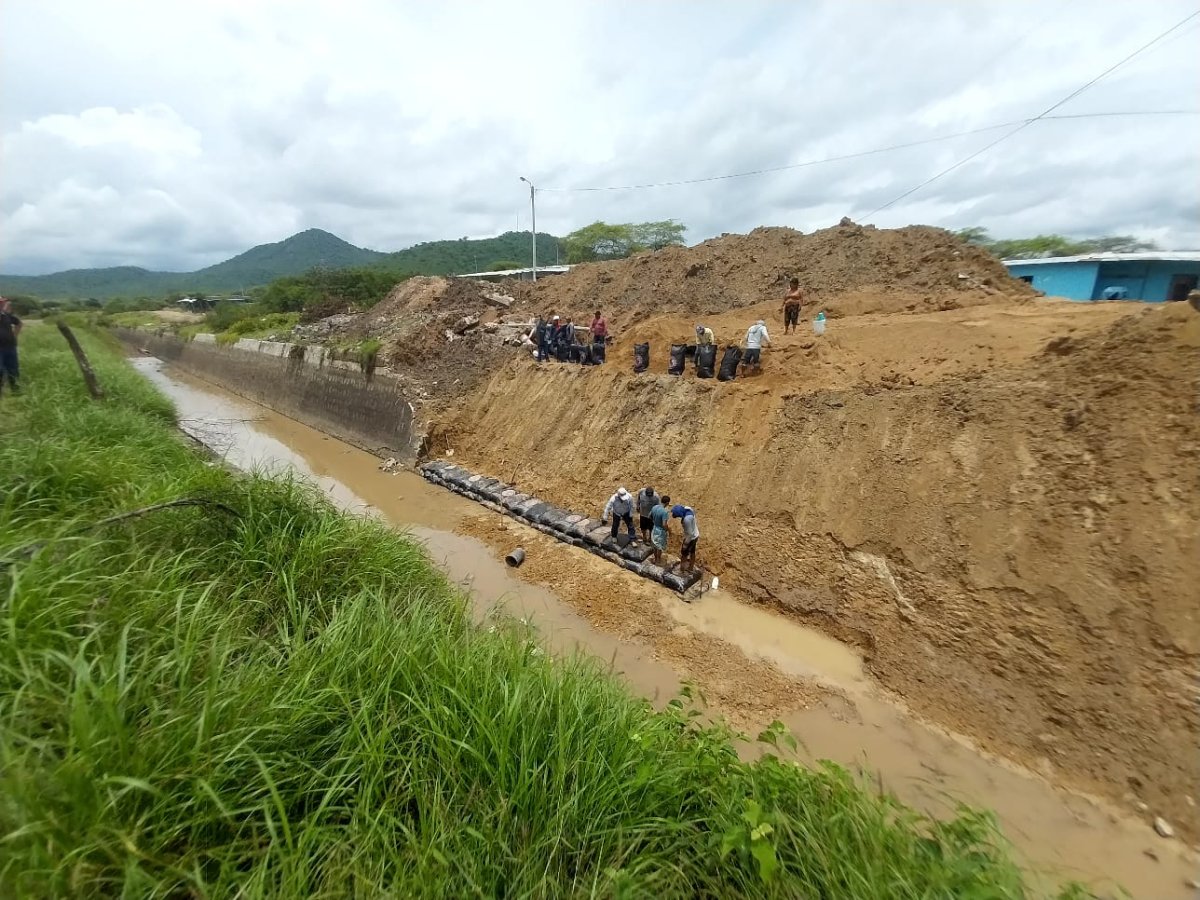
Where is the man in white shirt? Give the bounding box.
[743,319,770,374]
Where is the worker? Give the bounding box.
[539,315,558,362]
[636,485,661,543]
[590,309,608,364]
[603,487,637,542]
[649,494,671,566]
[694,323,714,346]
[0,296,21,395]
[743,319,770,375]
[671,504,700,574]
[782,278,804,334]
[556,317,576,362]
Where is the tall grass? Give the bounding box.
[0,327,1057,897]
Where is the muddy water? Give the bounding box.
[134,356,1198,899]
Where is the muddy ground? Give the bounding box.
[432,297,1200,843]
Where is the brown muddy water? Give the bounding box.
[133,355,1199,899]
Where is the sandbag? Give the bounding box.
[668,343,686,376]
[695,344,717,378]
[717,346,742,381]
[591,341,606,364]
[633,342,650,373]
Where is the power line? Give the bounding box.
[537,111,1199,194]
[862,8,1200,218]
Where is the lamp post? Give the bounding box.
[519,176,537,281]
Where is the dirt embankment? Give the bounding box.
[508,220,1036,326]
[435,299,1200,839]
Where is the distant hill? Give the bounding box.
[379,232,563,275]
[0,229,563,300]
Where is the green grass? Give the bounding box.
[0,327,1065,897]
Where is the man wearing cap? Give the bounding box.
[0,296,22,395]
[671,504,700,574]
[743,319,770,375]
[602,486,638,542]
[694,324,714,346]
[636,485,661,543]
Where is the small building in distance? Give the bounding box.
[453,265,572,283]
[1003,252,1200,302]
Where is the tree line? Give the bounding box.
[955,228,1156,260]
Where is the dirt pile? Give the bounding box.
[296,276,538,410]
[435,299,1200,839]
[510,221,1036,328]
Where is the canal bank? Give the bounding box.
[132,352,1199,899]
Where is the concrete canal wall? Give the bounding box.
[115,328,420,459]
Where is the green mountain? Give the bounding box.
[193,228,386,288]
[379,231,563,275]
[0,229,562,300]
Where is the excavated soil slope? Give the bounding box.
[436,299,1200,839]
[510,220,1037,325]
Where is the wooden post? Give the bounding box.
[56,322,104,399]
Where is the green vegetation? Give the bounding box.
[258,267,409,315]
[0,327,1063,897]
[955,228,1157,260]
[377,231,562,274]
[564,219,687,262]
[0,230,388,301]
[0,229,563,302]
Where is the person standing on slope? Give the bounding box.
[694,323,715,346]
[603,486,638,542]
[0,297,22,396]
[636,485,661,544]
[649,494,671,566]
[743,319,770,375]
[782,278,804,334]
[671,504,700,574]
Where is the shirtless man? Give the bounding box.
[782,278,804,334]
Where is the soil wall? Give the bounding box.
[437,301,1200,836]
[117,329,419,459]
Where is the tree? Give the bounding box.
[1074,235,1157,254]
[629,219,686,250]
[489,259,522,271]
[563,220,689,263]
[564,222,636,263]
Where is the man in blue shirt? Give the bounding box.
[671,504,700,574]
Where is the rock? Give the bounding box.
[1134,801,1150,813]
[1153,816,1175,838]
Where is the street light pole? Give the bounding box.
[519,176,537,281]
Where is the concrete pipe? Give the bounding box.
[505,548,526,568]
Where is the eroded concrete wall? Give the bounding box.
[117,329,418,459]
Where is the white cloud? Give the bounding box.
[1,0,1198,274]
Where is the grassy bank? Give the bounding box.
[0,327,1061,897]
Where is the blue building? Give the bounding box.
[1003,252,1200,302]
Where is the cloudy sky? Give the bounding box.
[2,0,1198,274]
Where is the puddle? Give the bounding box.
[133,356,1198,899]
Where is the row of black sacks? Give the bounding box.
[633,343,744,380]
[420,459,701,593]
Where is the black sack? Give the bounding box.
[668,343,686,376]
[695,344,717,378]
[633,342,650,373]
[717,346,742,381]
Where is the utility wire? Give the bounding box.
[537,111,1199,194]
[862,8,1200,218]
